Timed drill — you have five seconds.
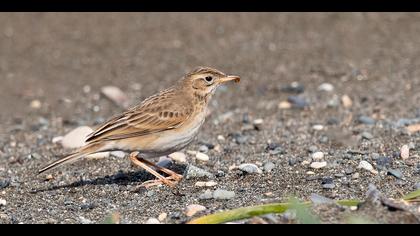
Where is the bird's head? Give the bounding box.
[182,66,240,96]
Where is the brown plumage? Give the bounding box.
[39,66,240,187]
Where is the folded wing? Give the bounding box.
[85,88,193,142]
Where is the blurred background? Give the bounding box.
[2,13,419,122]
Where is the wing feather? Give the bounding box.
[85,87,193,143]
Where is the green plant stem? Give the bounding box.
[187,202,303,224]
[187,200,360,224]
[402,189,420,201]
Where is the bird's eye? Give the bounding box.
[205,76,213,82]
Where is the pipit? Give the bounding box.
[39,66,240,187]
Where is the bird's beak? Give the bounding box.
[219,75,240,84]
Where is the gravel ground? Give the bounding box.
[1,13,420,224]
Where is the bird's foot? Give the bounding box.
[140,175,181,188]
[129,152,183,188]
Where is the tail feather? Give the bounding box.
[38,143,103,174]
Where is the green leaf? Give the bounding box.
[402,189,420,201]
[187,199,361,224]
[187,202,294,224]
[336,199,361,206]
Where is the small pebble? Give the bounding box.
[0,199,6,206]
[146,191,155,197]
[242,113,250,124]
[185,204,206,217]
[280,82,305,94]
[341,95,353,108]
[198,190,214,200]
[327,96,340,108]
[264,192,273,196]
[319,136,329,143]
[322,183,335,189]
[266,142,280,150]
[198,145,209,153]
[387,169,403,179]
[308,146,318,153]
[217,135,225,141]
[145,218,161,224]
[234,134,248,144]
[156,156,172,168]
[263,162,275,172]
[195,152,210,162]
[371,153,380,160]
[326,117,340,125]
[318,83,334,92]
[269,147,286,155]
[169,152,187,163]
[358,116,375,125]
[358,161,377,174]
[376,156,392,170]
[278,101,292,109]
[287,96,309,109]
[185,165,213,179]
[310,161,327,169]
[213,189,235,200]
[215,170,225,177]
[345,168,354,175]
[361,132,373,140]
[101,86,130,108]
[408,142,415,150]
[321,177,334,184]
[311,152,324,161]
[62,126,93,149]
[83,85,91,93]
[213,144,222,152]
[239,163,263,174]
[158,213,167,222]
[400,145,409,160]
[414,183,420,190]
[0,180,10,189]
[195,181,217,187]
[79,216,93,224]
[302,160,311,165]
[352,172,360,179]
[30,100,42,109]
[45,174,53,181]
[312,125,324,131]
[306,171,315,175]
[253,119,264,126]
[288,158,298,166]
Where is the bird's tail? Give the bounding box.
[38,143,104,174]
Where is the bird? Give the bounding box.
[38,66,240,187]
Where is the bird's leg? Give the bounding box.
[129,152,177,188]
[138,157,183,182]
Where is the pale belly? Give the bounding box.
[109,111,206,158]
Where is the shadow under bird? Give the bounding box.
[39,66,240,187]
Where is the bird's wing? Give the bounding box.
[85,88,193,142]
